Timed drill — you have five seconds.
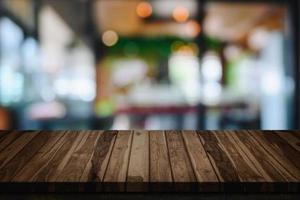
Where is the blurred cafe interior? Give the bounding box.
[0,0,300,130]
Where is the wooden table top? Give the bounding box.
[0,130,299,193]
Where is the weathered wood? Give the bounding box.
[0,130,299,193]
[276,131,300,152]
[32,131,85,182]
[213,131,265,182]
[165,131,196,192]
[56,131,102,182]
[0,131,22,152]
[230,131,294,181]
[250,131,300,180]
[0,131,49,181]
[127,130,149,192]
[87,130,117,182]
[182,131,218,182]
[103,131,133,192]
[198,131,240,182]
[0,131,39,169]
[182,131,219,192]
[12,131,66,182]
[149,131,172,191]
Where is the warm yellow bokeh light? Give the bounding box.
[102,30,119,47]
[173,6,189,23]
[136,2,152,18]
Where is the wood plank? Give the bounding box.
[230,131,295,182]
[0,131,39,169]
[182,131,218,182]
[84,131,117,182]
[197,131,240,182]
[103,131,133,192]
[165,130,196,191]
[182,131,219,192]
[12,131,66,182]
[250,130,300,180]
[149,131,172,191]
[127,130,149,192]
[0,131,23,152]
[276,131,300,152]
[0,130,299,193]
[55,131,102,182]
[32,131,85,182]
[213,131,266,182]
[0,130,13,143]
[0,131,51,181]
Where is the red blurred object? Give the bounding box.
[117,105,197,115]
[0,107,10,129]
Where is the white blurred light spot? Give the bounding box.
[112,114,130,130]
[248,27,270,51]
[261,72,282,95]
[112,59,148,87]
[202,82,222,105]
[201,52,222,82]
[169,54,200,82]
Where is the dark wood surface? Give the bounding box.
[0,130,299,193]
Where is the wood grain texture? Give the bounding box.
[0,131,39,169]
[198,131,240,182]
[56,131,102,182]
[0,130,299,193]
[182,131,218,182]
[0,131,49,181]
[127,130,149,192]
[12,131,66,182]
[149,131,172,191]
[103,131,133,192]
[165,131,196,191]
[32,131,85,182]
[0,131,22,152]
[87,130,117,182]
[250,131,300,180]
[230,131,294,182]
[213,131,265,182]
[276,131,300,152]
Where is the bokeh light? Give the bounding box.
[136,1,153,18]
[102,30,119,47]
[173,6,189,23]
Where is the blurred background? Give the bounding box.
[0,0,300,130]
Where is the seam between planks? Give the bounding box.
[0,131,41,170]
[76,131,103,181]
[12,131,67,182]
[32,131,69,181]
[180,131,197,182]
[228,131,273,182]
[78,131,103,181]
[248,130,299,181]
[101,131,118,182]
[164,130,174,182]
[196,131,222,182]
[7,131,53,181]
[274,131,300,152]
[212,131,244,182]
[224,130,264,179]
[125,130,134,183]
[52,131,87,181]
[148,130,150,183]
[0,131,22,153]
